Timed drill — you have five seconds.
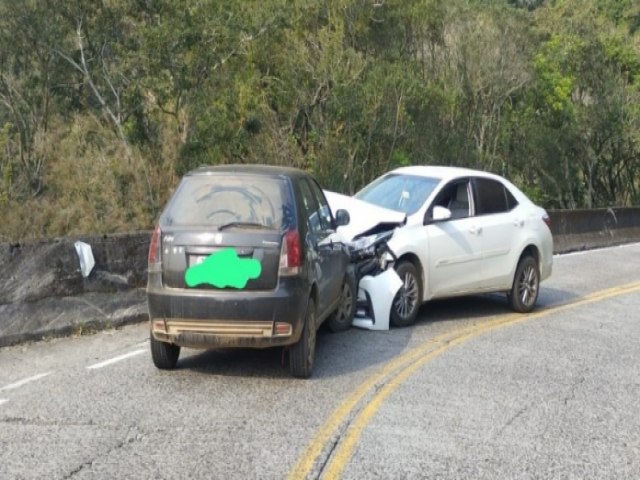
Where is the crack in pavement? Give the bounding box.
[0,416,121,429]
[314,434,341,480]
[312,379,389,479]
[492,373,589,441]
[563,375,586,406]
[61,426,143,479]
[493,403,532,438]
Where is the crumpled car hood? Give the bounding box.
[324,190,406,242]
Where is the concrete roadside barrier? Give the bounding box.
[1,208,639,347]
[549,207,640,253]
[0,233,150,347]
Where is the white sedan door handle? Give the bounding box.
[513,219,525,227]
[469,225,482,235]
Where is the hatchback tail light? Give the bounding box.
[148,224,162,265]
[279,229,302,276]
[542,213,552,229]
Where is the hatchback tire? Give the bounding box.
[391,261,422,327]
[508,255,540,313]
[289,298,316,378]
[327,274,356,333]
[150,335,180,370]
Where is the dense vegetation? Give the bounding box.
[1,0,639,240]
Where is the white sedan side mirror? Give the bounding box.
[431,206,452,222]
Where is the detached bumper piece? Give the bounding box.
[352,268,403,331]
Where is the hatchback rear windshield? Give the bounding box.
[161,173,295,231]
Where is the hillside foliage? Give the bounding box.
[1,0,639,240]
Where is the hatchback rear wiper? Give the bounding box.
[218,221,273,231]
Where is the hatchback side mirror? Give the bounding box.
[426,205,452,224]
[335,208,350,227]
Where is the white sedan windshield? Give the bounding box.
[355,173,440,215]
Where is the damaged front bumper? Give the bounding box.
[324,190,405,331]
[353,268,403,331]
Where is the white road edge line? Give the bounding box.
[0,399,9,406]
[86,349,146,370]
[0,372,53,393]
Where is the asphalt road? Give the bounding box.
[1,243,639,479]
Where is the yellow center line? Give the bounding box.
[323,337,471,480]
[322,281,640,479]
[288,281,640,480]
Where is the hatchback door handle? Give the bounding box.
[469,225,482,235]
[513,219,525,227]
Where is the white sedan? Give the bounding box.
[336,166,553,327]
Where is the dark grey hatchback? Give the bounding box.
[147,165,354,378]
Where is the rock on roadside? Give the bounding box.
[0,234,150,348]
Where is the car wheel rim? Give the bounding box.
[394,272,418,319]
[337,282,353,323]
[518,264,538,307]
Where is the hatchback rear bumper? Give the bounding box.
[147,280,307,349]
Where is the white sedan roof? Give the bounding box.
[390,165,503,182]
[388,165,531,204]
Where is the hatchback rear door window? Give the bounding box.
[161,174,294,231]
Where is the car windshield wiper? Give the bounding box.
[218,221,273,231]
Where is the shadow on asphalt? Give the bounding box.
[415,286,579,325]
[536,286,581,308]
[173,286,578,379]
[174,325,412,380]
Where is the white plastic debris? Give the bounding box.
[352,268,403,331]
[74,241,95,278]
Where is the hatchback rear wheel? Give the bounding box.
[508,255,540,313]
[327,274,356,333]
[391,261,422,327]
[289,298,316,378]
[150,335,180,370]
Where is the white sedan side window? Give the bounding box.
[433,180,472,219]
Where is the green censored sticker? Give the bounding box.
[185,248,262,289]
